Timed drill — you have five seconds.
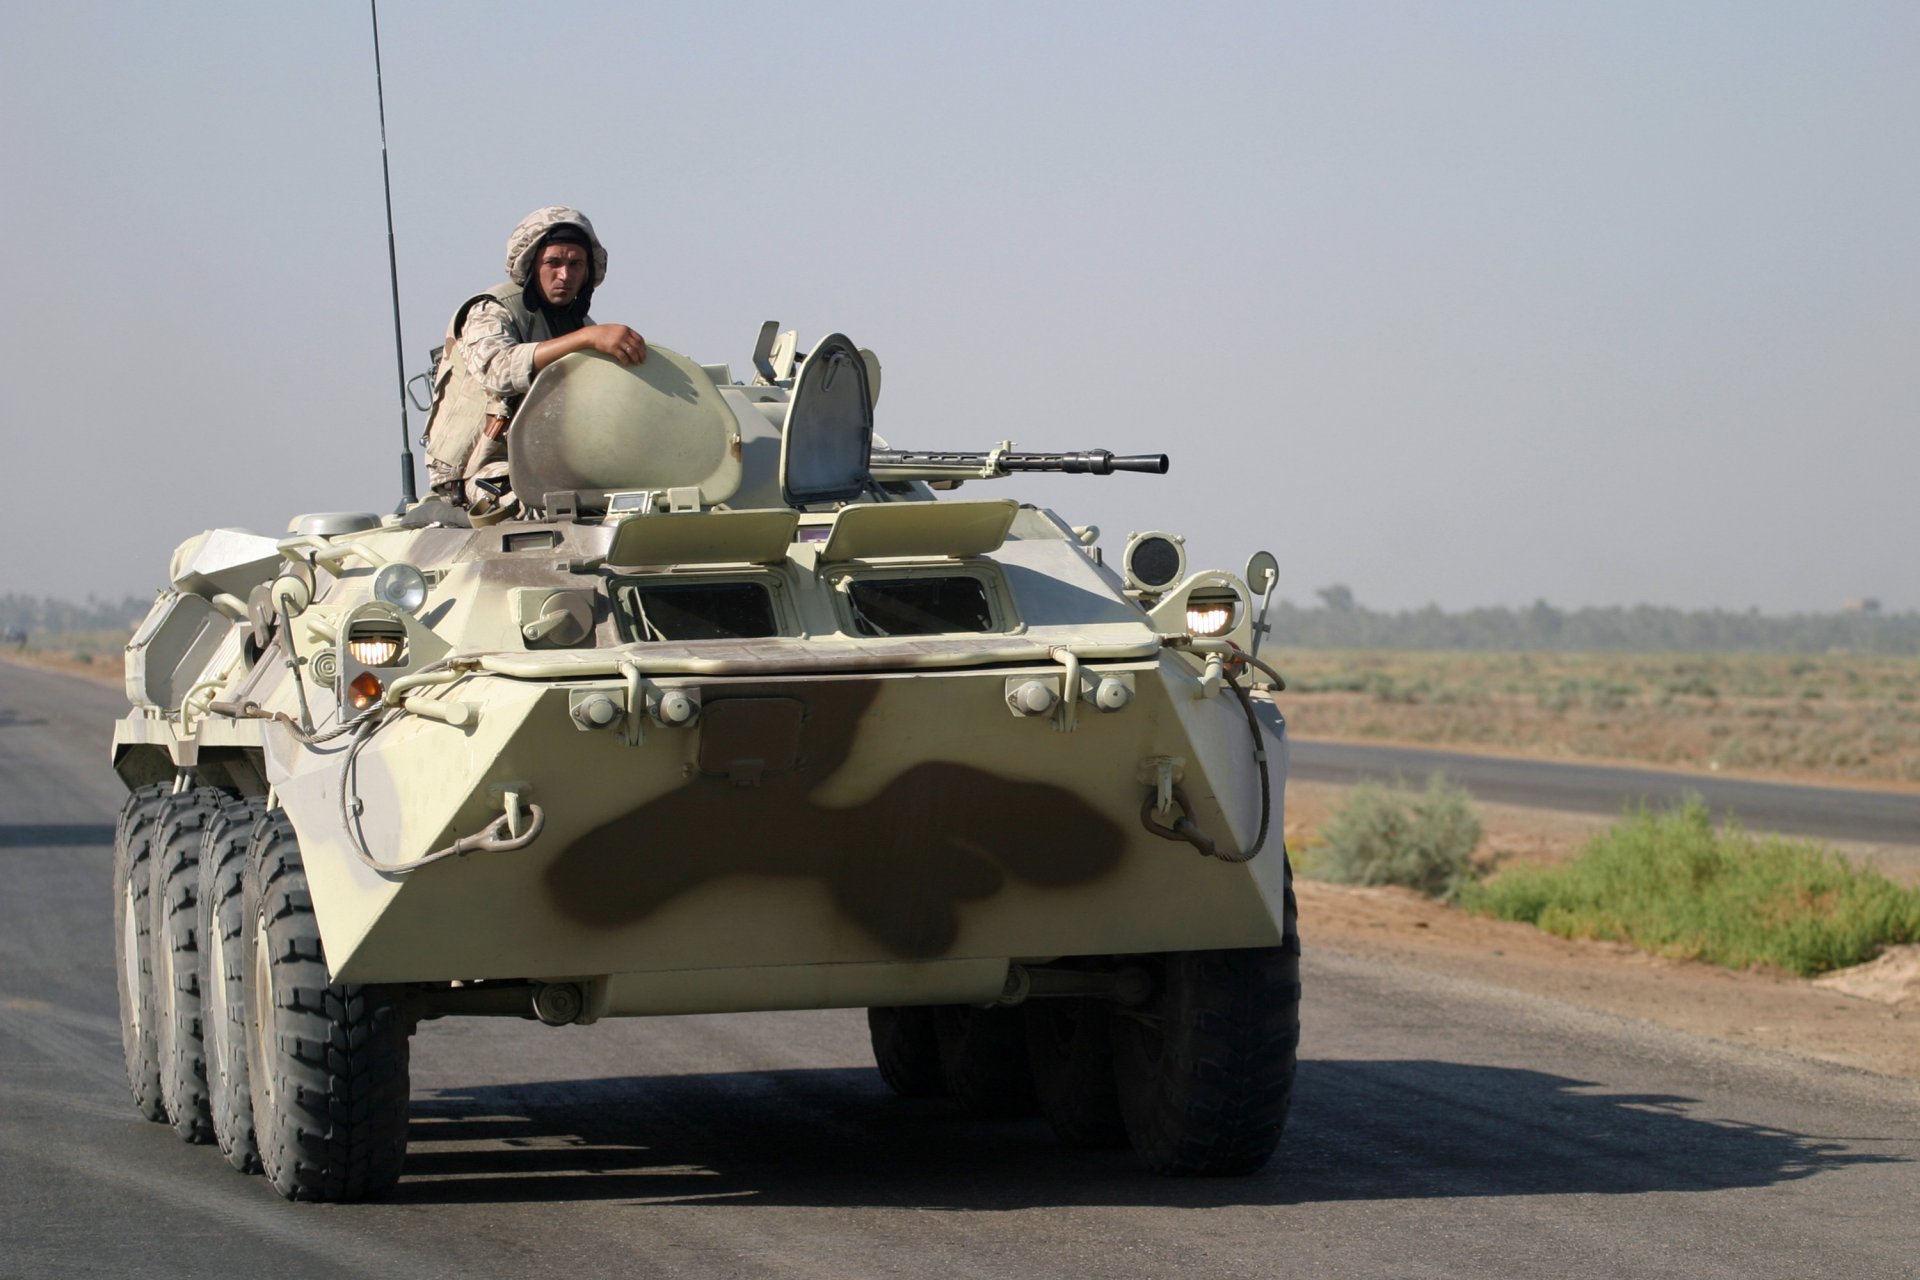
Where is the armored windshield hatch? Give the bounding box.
[820,499,1017,562]
[606,509,799,567]
[780,333,873,507]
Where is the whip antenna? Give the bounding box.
[370,0,418,505]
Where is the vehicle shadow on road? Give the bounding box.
[391,1058,1901,1208]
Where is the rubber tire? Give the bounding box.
[1025,997,1128,1148]
[113,783,172,1122]
[934,1005,1040,1117]
[244,811,410,1202]
[867,1006,948,1098]
[198,797,264,1173]
[154,787,227,1144]
[1112,868,1301,1177]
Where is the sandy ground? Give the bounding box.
[2,648,121,685]
[17,648,1920,1085]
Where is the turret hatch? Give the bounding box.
[779,334,873,508]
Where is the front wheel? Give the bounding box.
[934,1006,1039,1117]
[1111,869,1301,1176]
[1025,998,1128,1148]
[867,1006,948,1098]
[243,812,410,1202]
[113,784,171,1122]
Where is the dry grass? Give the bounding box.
[1275,650,1920,786]
[1,628,133,685]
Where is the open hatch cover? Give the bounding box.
[779,334,873,508]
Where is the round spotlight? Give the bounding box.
[1123,532,1186,593]
[373,562,429,614]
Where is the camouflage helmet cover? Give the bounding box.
[506,206,608,287]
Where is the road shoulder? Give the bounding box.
[1301,879,1920,1085]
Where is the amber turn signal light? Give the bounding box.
[347,671,385,711]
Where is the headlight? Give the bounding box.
[1185,603,1235,636]
[1183,587,1241,637]
[346,628,405,667]
[373,562,429,614]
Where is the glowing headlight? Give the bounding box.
[1185,604,1235,636]
[373,562,429,614]
[347,635,403,666]
[347,671,385,710]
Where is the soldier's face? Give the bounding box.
[537,244,590,306]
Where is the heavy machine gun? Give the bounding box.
[868,444,1170,485]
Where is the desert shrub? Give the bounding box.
[1304,777,1483,899]
[1661,673,1719,699]
[1463,800,1920,976]
[1587,682,1635,712]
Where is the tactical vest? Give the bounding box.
[421,283,563,479]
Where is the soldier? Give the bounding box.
[423,206,647,515]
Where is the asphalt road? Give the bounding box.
[3,661,1917,1279]
[1291,738,1920,848]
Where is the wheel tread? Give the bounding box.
[154,787,227,1144]
[245,813,409,1202]
[1113,861,1302,1176]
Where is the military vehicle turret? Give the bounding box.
[110,324,1299,1201]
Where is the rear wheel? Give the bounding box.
[199,797,264,1173]
[934,1005,1039,1117]
[1111,866,1301,1176]
[1025,998,1128,1148]
[113,783,171,1122]
[154,788,227,1143]
[244,812,410,1202]
[867,1006,948,1098]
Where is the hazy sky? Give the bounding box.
[4,2,1915,611]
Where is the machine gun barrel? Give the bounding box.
[869,448,1169,482]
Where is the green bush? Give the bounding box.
[1463,799,1920,976]
[1303,777,1483,899]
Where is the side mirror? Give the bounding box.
[1244,551,1279,596]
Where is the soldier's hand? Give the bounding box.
[585,325,647,365]
[482,414,511,441]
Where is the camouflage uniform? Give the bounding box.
[423,207,610,513]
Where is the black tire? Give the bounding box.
[1025,997,1128,1148]
[244,811,410,1202]
[153,787,227,1144]
[934,1005,1040,1117]
[113,783,171,1122]
[1112,868,1301,1176]
[867,1006,948,1098]
[198,797,264,1173]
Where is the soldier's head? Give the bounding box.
[533,226,594,307]
[505,207,609,312]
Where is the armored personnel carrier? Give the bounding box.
[110,325,1299,1202]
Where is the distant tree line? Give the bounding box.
[0,593,150,635]
[1273,586,1920,655]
